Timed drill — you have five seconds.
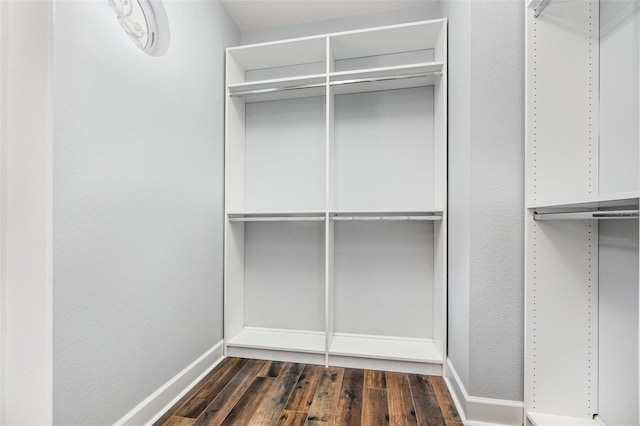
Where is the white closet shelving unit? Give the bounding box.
[224,19,447,375]
[525,1,639,425]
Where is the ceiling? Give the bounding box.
[221,0,433,31]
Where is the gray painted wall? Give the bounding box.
[52,1,238,424]
[467,1,524,400]
[242,1,525,402]
[441,0,525,402]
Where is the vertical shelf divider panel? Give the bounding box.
[325,35,335,366]
[527,0,599,206]
[225,19,447,374]
[526,216,598,417]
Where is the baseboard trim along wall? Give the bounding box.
[445,358,524,426]
[114,340,225,426]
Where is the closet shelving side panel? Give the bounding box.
[525,0,601,421]
[525,0,599,207]
[525,216,598,418]
[224,51,247,345]
[432,19,447,357]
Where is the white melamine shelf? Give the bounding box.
[527,412,598,426]
[528,191,640,212]
[330,62,443,95]
[227,328,326,354]
[228,211,326,222]
[329,334,443,363]
[228,74,326,103]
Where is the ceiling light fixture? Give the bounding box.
[108,0,170,56]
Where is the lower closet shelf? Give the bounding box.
[226,327,326,354]
[527,412,599,426]
[329,333,443,363]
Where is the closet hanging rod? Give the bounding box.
[229,82,325,97]
[229,216,325,222]
[527,0,549,18]
[330,72,442,87]
[534,210,639,221]
[229,72,442,97]
[331,215,441,221]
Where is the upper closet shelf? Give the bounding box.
[528,191,640,213]
[228,74,326,103]
[330,62,443,95]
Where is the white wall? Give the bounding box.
[52,1,238,424]
[1,2,53,424]
[241,0,526,403]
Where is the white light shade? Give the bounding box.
[108,0,170,56]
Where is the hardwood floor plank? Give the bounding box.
[278,410,308,426]
[306,367,345,425]
[175,357,248,419]
[154,358,235,425]
[163,416,195,426]
[193,359,266,426]
[333,368,364,426]
[219,376,274,426]
[285,364,323,412]
[429,376,462,425]
[408,374,445,426]
[158,358,460,426]
[386,372,418,426]
[364,370,386,389]
[362,388,389,425]
[258,360,286,378]
[249,363,305,425]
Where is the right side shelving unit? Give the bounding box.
[525,1,639,425]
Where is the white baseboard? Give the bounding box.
[445,358,524,426]
[114,340,225,426]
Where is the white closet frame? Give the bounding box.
[223,19,448,375]
[525,1,639,425]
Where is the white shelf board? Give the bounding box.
[228,74,326,103]
[527,412,598,426]
[329,333,443,363]
[528,191,640,212]
[227,328,326,354]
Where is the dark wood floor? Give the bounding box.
[155,357,462,426]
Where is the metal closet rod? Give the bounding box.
[534,209,639,221]
[332,215,441,221]
[229,72,441,97]
[229,216,324,222]
[528,0,549,18]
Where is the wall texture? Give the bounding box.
[52,2,238,424]
[467,0,524,401]
[242,0,525,403]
